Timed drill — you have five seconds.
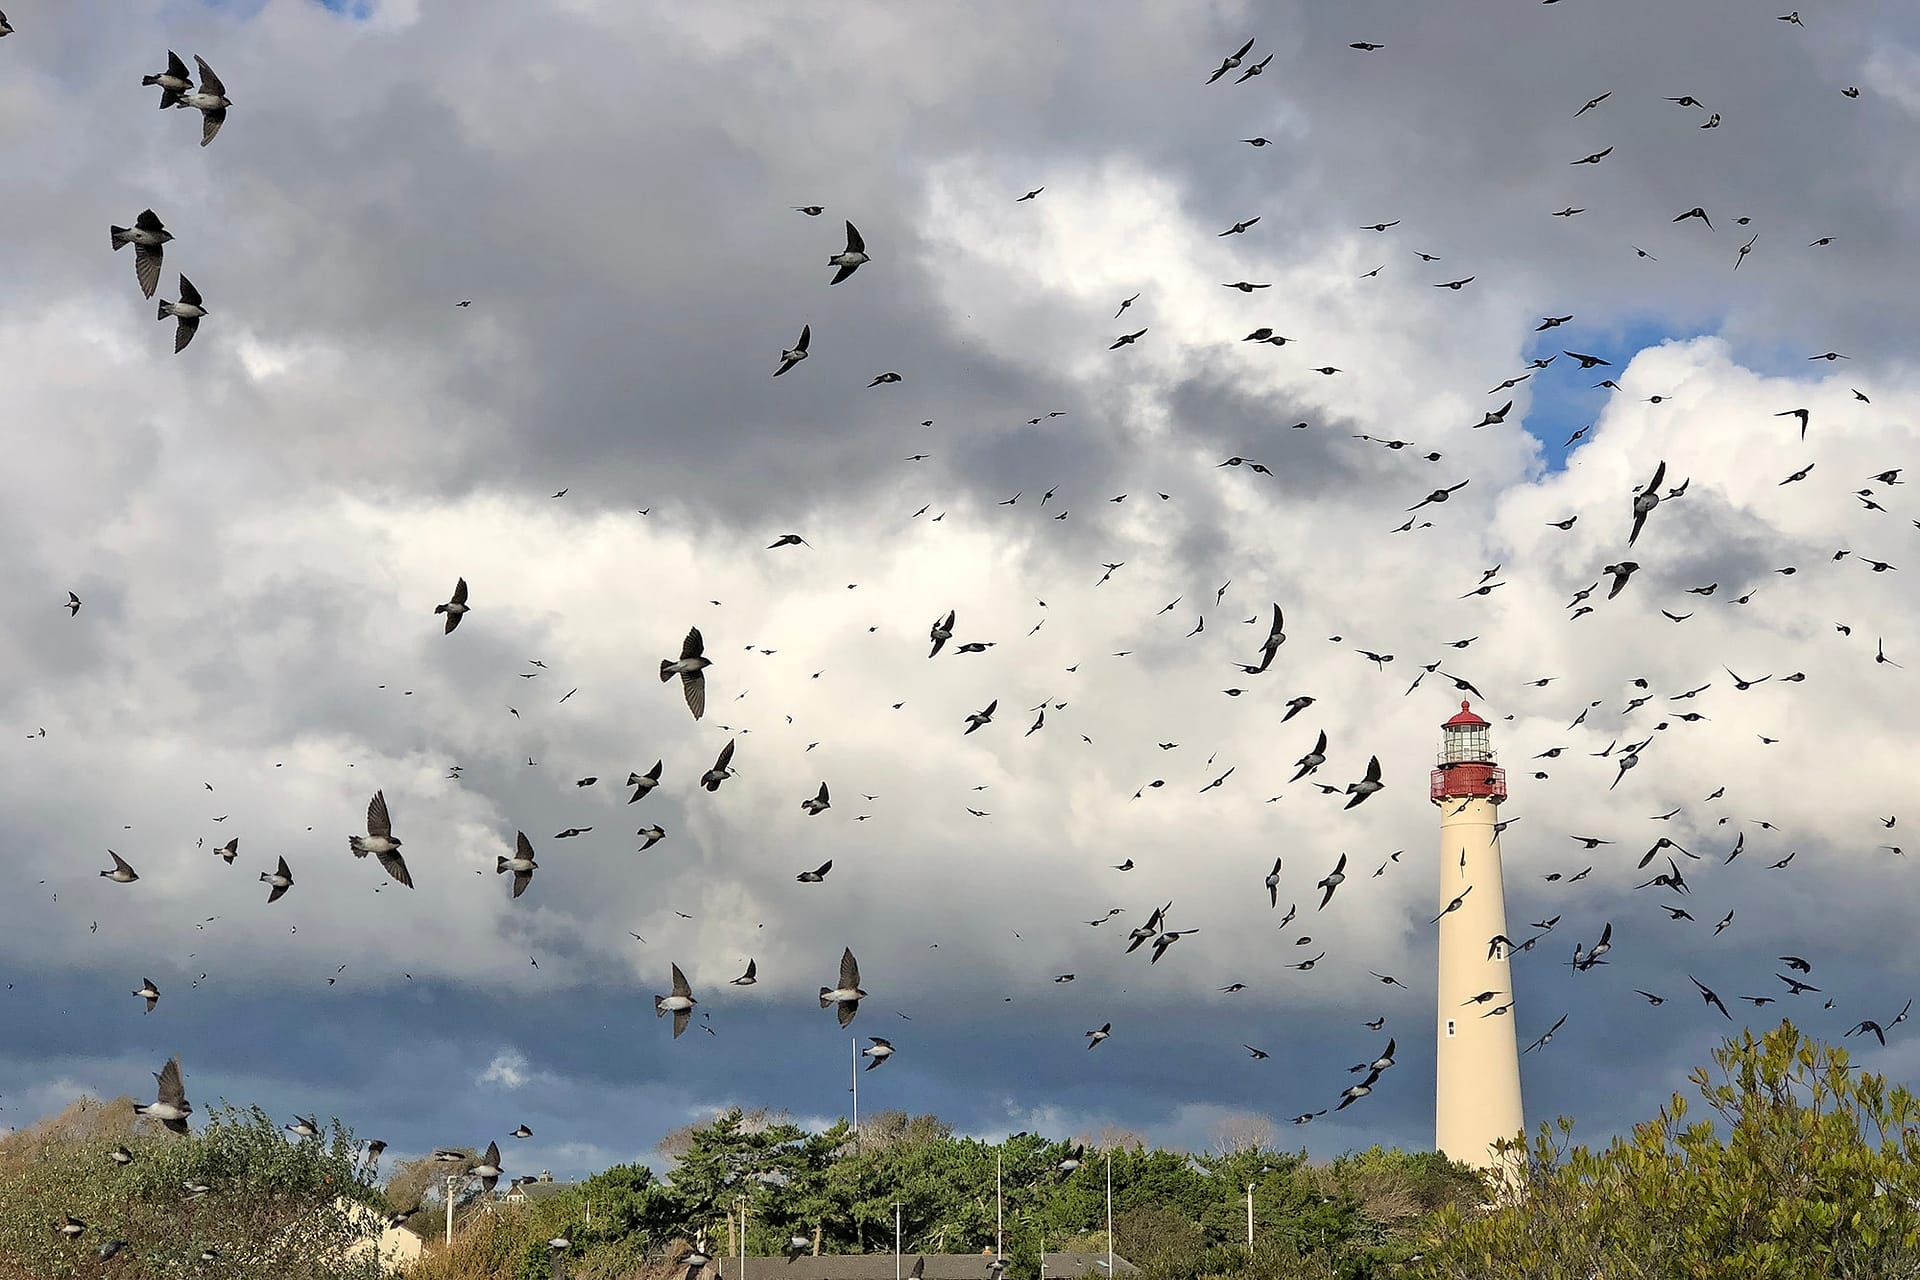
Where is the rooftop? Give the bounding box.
[710,1254,1135,1280]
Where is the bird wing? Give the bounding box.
[367,790,392,839]
[177,273,202,307]
[512,867,532,897]
[1365,755,1382,783]
[839,947,860,990]
[671,963,691,998]
[672,1007,689,1038]
[156,1056,186,1106]
[837,999,859,1028]
[681,626,704,660]
[1313,729,1327,754]
[133,242,164,299]
[796,324,810,352]
[843,221,864,254]
[192,55,225,95]
[516,831,535,861]
[110,850,135,875]
[376,850,413,888]
[1647,460,1667,493]
[452,577,468,605]
[681,670,705,720]
[714,739,734,771]
[174,314,200,353]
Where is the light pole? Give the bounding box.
[1245,1183,1254,1249]
[851,1038,860,1143]
[444,1173,459,1247]
[1105,1150,1114,1277]
[894,1202,902,1280]
[737,1195,746,1280]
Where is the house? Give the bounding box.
[502,1168,579,1205]
[708,1254,1136,1280]
[328,1195,427,1274]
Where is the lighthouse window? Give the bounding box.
[1446,1020,1457,1038]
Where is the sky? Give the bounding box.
[5,0,1920,1189]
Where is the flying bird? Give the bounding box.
[496,832,538,898]
[175,56,231,147]
[435,578,470,633]
[773,324,811,376]
[134,1056,192,1134]
[828,221,869,284]
[110,209,173,298]
[655,963,697,1038]
[350,791,411,888]
[821,948,867,1027]
[260,856,294,904]
[661,627,710,719]
[142,51,193,108]
[157,274,207,352]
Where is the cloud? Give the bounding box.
[476,1050,531,1090]
[0,0,1918,1184]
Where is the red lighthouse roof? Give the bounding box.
[1442,699,1488,728]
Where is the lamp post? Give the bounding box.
[1245,1183,1254,1248]
[1105,1150,1114,1278]
[737,1195,746,1280]
[444,1174,459,1246]
[894,1202,902,1280]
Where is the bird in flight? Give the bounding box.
[349,790,412,888]
[110,209,172,298]
[661,627,710,720]
[828,221,869,284]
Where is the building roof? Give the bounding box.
[711,1255,1134,1280]
[1442,699,1488,728]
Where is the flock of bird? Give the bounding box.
[9,6,1918,1270]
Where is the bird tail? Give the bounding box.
[495,856,508,874]
[158,299,172,320]
[141,75,161,86]
[349,836,369,857]
[659,660,674,683]
[434,603,449,614]
[653,995,666,1017]
[111,227,129,249]
[819,988,834,1008]
[259,871,271,882]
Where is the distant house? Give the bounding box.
[328,1196,427,1274]
[501,1168,579,1205]
[709,1254,1135,1280]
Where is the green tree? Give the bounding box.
[0,1099,381,1280]
[1414,1021,1920,1279]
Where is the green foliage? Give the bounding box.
[0,1096,382,1280]
[1412,1021,1920,1280]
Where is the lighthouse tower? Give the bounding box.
[1430,700,1524,1172]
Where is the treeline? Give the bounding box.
[399,1110,1482,1280]
[7,1024,1916,1280]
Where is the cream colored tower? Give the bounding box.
[1431,701,1524,1172]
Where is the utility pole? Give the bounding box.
[737,1196,746,1280]
[894,1202,902,1280]
[851,1038,860,1143]
[995,1151,1003,1261]
[1245,1183,1254,1248]
[1105,1151,1114,1278]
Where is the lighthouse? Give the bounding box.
[1430,700,1524,1172]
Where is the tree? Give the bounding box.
[0,1099,382,1280]
[1414,1021,1920,1279]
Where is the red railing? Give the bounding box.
[1431,764,1506,803]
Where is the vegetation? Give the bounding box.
[0,1096,383,1280]
[1411,1021,1920,1279]
[9,1025,1912,1279]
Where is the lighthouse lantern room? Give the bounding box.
[1431,701,1506,804]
